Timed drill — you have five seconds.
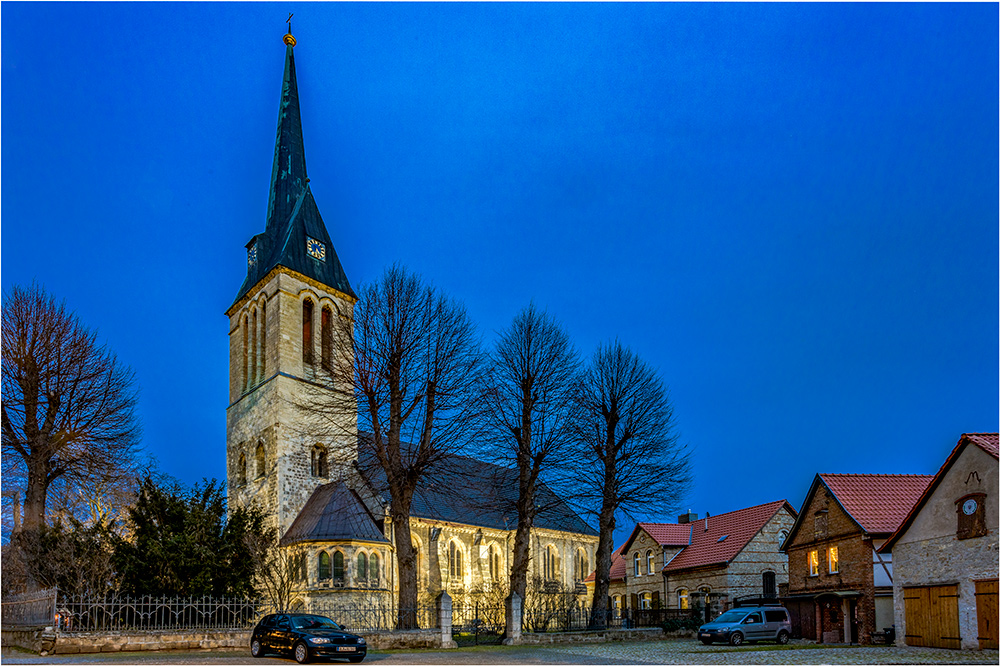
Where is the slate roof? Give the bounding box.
[356,440,597,537]
[663,500,795,572]
[230,41,355,312]
[819,473,932,535]
[280,481,389,546]
[881,433,999,552]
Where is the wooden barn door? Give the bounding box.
[904,585,960,649]
[975,579,998,649]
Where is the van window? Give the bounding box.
[765,610,788,623]
[743,612,762,624]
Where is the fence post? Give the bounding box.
[435,591,457,649]
[502,591,522,646]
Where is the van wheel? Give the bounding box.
[729,631,744,646]
[777,631,790,645]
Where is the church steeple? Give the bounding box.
[229,28,356,312]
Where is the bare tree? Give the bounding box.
[570,341,691,628]
[300,265,482,628]
[481,304,579,629]
[1,284,141,535]
[244,524,298,612]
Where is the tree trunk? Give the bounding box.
[590,502,616,628]
[391,491,419,629]
[23,457,49,532]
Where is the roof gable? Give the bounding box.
[620,522,691,554]
[882,433,999,552]
[663,500,794,572]
[820,473,932,535]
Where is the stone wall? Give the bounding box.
[724,507,796,599]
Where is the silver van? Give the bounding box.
[697,606,792,646]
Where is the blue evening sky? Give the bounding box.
[3,3,997,546]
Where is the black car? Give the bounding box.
[250,613,367,664]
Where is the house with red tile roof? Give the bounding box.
[881,433,998,650]
[586,500,796,623]
[780,473,932,645]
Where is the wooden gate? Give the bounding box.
[975,579,998,650]
[903,585,960,649]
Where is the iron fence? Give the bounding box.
[452,601,505,645]
[54,595,262,632]
[299,603,438,633]
[521,606,699,633]
[1,588,57,627]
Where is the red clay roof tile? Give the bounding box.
[967,432,999,459]
[819,473,932,535]
[663,500,794,572]
[637,522,693,546]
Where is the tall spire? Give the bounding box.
[265,29,307,236]
[228,28,356,312]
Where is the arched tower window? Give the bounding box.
[255,441,265,478]
[646,550,654,575]
[242,314,249,391]
[318,551,331,580]
[259,297,267,381]
[251,308,259,386]
[370,552,380,584]
[448,541,463,579]
[237,453,247,486]
[357,552,368,582]
[333,551,345,582]
[302,299,314,365]
[321,305,333,371]
[311,445,328,478]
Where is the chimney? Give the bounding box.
[677,510,698,524]
[704,515,709,531]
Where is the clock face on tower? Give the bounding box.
[307,237,326,261]
[247,243,257,267]
[963,498,978,515]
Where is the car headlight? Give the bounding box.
[309,637,330,644]
[357,637,366,645]
[720,627,730,633]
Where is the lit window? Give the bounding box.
[646,550,654,574]
[828,546,839,574]
[544,546,560,581]
[633,552,641,576]
[640,592,652,609]
[809,550,819,576]
[678,589,689,610]
[612,595,622,618]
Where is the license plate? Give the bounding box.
[337,647,356,652]
[700,633,710,638]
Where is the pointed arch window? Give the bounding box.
[242,315,249,391]
[319,551,331,580]
[302,299,314,365]
[333,551,345,582]
[321,306,333,371]
[311,445,328,478]
[448,541,463,579]
[370,552,380,584]
[237,453,247,486]
[260,297,267,381]
[255,442,266,478]
[357,552,369,583]
[489,545,502,581]
[250,308,258,386]
[544,545,559,581]
[575,549,588,582]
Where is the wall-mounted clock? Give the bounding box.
[307,237,326,261]
[963,498,979,515]
[248,243,257,267]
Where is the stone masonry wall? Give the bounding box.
[724,507,796,600]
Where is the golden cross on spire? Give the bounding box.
[283,13,297,47]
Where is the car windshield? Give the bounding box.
[292,616,341,630]
[712,610,749,624]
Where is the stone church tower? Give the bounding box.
[225,30,358,535]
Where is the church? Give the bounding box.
[224,28,599,612]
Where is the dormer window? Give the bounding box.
[306,236,326,261]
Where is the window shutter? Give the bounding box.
[652,591,660,609]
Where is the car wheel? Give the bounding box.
[250,638,264,658]
[294,641,311,664]
[700,639,712,645]
[777,630,790,645]
[728,631,744,646]
[348,657,365,663]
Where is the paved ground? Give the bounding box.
[4,639,998,665]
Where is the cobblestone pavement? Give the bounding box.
[4,640,998,665]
